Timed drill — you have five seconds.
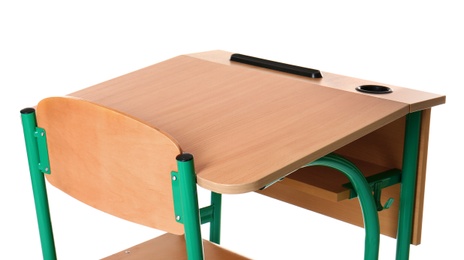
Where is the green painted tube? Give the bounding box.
[176,153,204,260]
[209,192,222,244]
[396,111,422,260]
[200,205,214,224]
[20,108,57,260]
[306,154,380,260]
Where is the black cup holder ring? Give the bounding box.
[356,85,392,94]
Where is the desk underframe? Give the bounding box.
[258,109,430,254]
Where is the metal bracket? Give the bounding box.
[171,171,218,226]
[35,127,51,174]
[343,169,402,211]
[171,171,184,223]
[259,177,285,190]
[200,205,214,224]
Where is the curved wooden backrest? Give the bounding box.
[36,97,184,235]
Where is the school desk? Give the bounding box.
[21,50,445,259]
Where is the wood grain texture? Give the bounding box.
[37,97,184,234]
[188,50,446,113]
[102,233,251,260]
[68,54,409,194]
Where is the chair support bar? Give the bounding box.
[199,196,222,244]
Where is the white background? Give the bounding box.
[1,1,462,259]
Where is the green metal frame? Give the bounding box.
[333,111,422,260]
[396,111,422,260]
[208,192,222,244]
[343,169,402,211]
[307,111,422,260]
[20,108,56,260]
[171,153,223,260]
[20,105,423,260]
[171,152,382,260]
[303,153,380,260]
[171,153,204,259]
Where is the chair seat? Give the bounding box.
[102,233,251,260]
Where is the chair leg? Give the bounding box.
[305,154,380,260]
[396,111,422,260]
[20,108,57,260]
[175,153,205,260]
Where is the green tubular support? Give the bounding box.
[20,108,57,260]
[343,169,402,211]
[175,153,204,260]
[200,205,214,224]
[396,111,422,260]
[209,192,222,244]
[304,154,380,260]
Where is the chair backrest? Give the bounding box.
[36,97,184,235]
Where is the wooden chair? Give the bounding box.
[21,96,250,260]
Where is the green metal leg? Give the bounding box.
[20,108,57,260]
[175,153,204,260]
[209,192,222,244]
[305,154,380,260]
[396,111,422,260]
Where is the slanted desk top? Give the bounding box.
[62,50,445,194]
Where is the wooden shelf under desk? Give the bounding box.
[278,157,394,202]
[258,157,404,242]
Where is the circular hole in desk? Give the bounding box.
[356,85,392,94]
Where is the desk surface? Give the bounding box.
[67,50,445,194]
